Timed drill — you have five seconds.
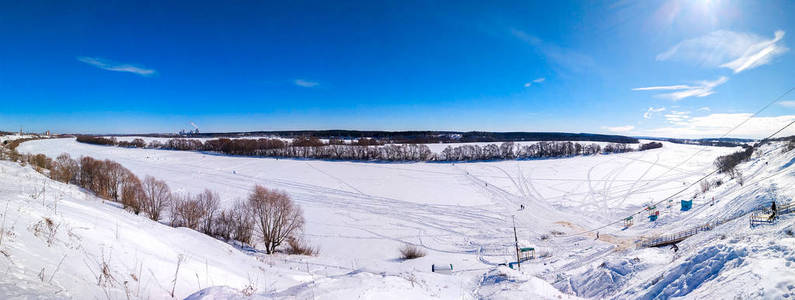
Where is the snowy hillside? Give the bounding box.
[8,137,795,298]
[0,160,475,299]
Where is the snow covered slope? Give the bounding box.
[0,161,468,299]
[14,138,795,298]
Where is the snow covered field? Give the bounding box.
[9,137,795,298]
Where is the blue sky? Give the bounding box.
[1,1,794,138]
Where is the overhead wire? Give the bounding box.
[559,86,795,237]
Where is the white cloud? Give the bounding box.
[294,79,319,88]
[643,107,666,119]
[697,107,711,112]
[779,101,795,108]
[632,76,727,101]
[77,57,156,76]
[524,77,546,87]
[602,125,635,133]
[657,30,788,73]
[639,113,795,139]
[720,31,788,73]
[664,110,691,125]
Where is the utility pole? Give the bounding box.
[512,215,521,271]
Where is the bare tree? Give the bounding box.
[231,198,253,244]
[213,210,233,240]
[197,189,220,235]
[51,153,79,184]
[170,193,205,229]
[142,176,171,221]
[121,173,144,214]
[248,186,304,254]
[104,160,126,201]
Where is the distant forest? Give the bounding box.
[76,135,663,162]
[113,130,640,144]
[639,137,753,147]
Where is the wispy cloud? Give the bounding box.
[643,107,666,119]
[511,29,596,75]
[664,110,691,125]
[632,76,727,101]
[720,31,788,73]
[697,107,711,112]
[657,30,788,73]
[294,79,319,88]
[77,56,156,76]
[779,101,795,108]
[523,77,546,87]
[640,113,795,139]
[602,125,635,133]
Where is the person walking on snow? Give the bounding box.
[770,202,777,221]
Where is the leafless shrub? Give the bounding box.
[31,217,60,247]
[286,236,318,256]
[170,193,204,230]
[212,198,254,244]
[79,156,100,193]
[103,160,127,201]
[142,176,171,221]
[51,153,79,184]
[197,189,220,235]
[99,256,116,288]
[241,275,257,296]
[121,173,144,214]
[249,186,304,254]
[700,180,710,193]
[212,210,233,241]
[232,199,254,245]
[399,244,426,260]
[29,154,52,171]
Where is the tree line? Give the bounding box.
[116,130,640,144]
[77,136,663,161]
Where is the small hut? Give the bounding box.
[681,199,692,211]
[519,247,535,261]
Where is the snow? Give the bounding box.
[9,137,795,298]
[0,134,39,144]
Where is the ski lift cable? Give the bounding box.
[637,86,795,184]
[560,86,795,237]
